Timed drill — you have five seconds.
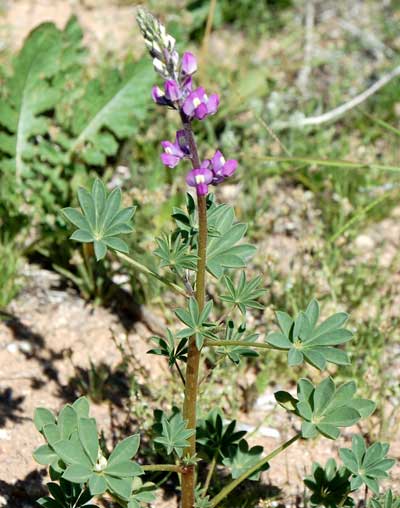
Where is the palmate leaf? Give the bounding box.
[304,458,354,508]
[127,477,157,508]
[339,436,395,495]
[67,60,153,165]
[206,203,256,278]
[62,179,136,260]
[33,397,143,501]
[222,439,268,481]
[221,271,266,315]
[148,328,188,366]
[154,233,198,271]
[210,320,259,365]
[154,410,194,458]
[266,299,353,371]
[275,377,375,440]
[175,297,217,349]
[196,408,246,463]
[0,22,61,180]
[171,194,256,278]
[36,480,95,508]
[369,491,400,508]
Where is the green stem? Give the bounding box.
[142,464,183,473]
[181,121,207,508]
[209,434,301,507]
[116,251,187,297]
[203,452,218,497]
[204,339,273,350]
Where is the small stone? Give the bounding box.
[354,234,375,251]
[0,429,11,440]
[6,343,18,354]
[0,495,8,507]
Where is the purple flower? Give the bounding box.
[181,52,197,76]
[186,162,213,196]
[152,85,171,106]
[182,87,219,120]
[160,130,190,168]
[210,150,238,184]
[165,79,181,101]
[152,80,184,107]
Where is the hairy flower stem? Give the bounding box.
[209,434,301,507]
[181,120,207,508]
[142,464,184,473]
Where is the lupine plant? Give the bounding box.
[33,10,397,508]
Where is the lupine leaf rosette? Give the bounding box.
[339,435,395,494]
[153,409,195,457]
[222,439,269,481]
[304,458,354,508]
[196,408,246,462]
[266,299,353,370]
[62,178,135,260]
[275,377,375,440]
[33,398,143,501]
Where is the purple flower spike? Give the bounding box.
[186,163,213,196]
[182,87,220,121]
[182,52,197,75]
[164,79,181,101]
[160,130,190,168]
[210,150,238,184]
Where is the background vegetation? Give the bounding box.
[0,0,399,506]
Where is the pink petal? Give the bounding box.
[206,94,219,115]
[182,52,197,75]
[161,153,180,168]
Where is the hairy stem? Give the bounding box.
[209,434,301,507]
[116,251,187,297]
[142,464,184,473]
[204,339,273,350]
[181,121,207,508]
